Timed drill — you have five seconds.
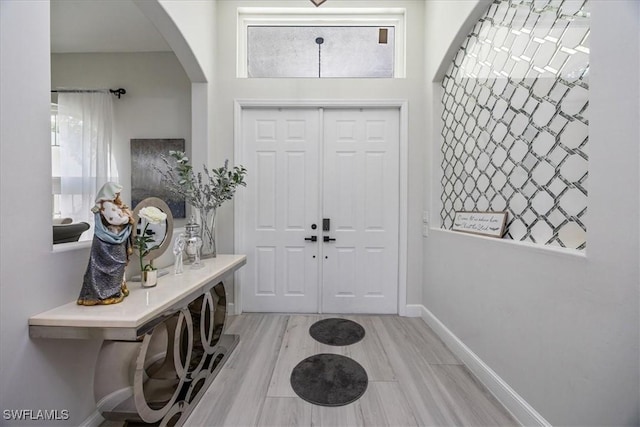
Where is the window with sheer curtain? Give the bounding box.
[52,92,116,240]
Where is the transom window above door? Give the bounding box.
[237,8,406,78]
[248,26,395,78]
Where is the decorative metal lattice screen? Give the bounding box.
[440,0,589,250]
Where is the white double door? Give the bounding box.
[239,107,399,314]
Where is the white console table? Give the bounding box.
[29,254,246,426]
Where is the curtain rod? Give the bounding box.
[51,88,126,99]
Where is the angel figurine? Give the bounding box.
[173,233,186,275]
[77,182,134,305]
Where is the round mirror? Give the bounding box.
[132,197,174,262]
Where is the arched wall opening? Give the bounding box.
[431,0,590,251]
[133,0,211,172]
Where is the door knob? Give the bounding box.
[305,236,318,242]
[323,236,336,242]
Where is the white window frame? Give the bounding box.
[237,7,406,78]
[51,103,62,218]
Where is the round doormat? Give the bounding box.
[290,353,368,406]
[309,318,365,346]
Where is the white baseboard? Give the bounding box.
[409,304,551,427]
[404,304,424,317]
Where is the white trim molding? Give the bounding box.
[234,99,409,316]
[404,304,424,318]
[411,304,552,427]
[227,302,236,316]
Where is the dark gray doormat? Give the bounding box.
[290,353,368,406]
[309,318,365,346]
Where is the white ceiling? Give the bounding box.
[50,0,172,53]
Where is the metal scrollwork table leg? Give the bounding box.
[93,282,238,426]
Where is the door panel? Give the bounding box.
[322,109,399,313]
[242,108,320,312]
[240,107,399,314]
[256,152,276,229]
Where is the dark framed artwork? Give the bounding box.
[131,138,186,218]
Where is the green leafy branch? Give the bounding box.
[156,151,247,211]
[134,224,159,272]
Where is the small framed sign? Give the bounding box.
[452,211,508,238]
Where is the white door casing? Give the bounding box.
[236,102,405,315]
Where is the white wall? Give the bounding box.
[152,0,217,168]
[423,1,640,426]
[0,2,209,425]
[214,0,427,306]
[0,2,101,425]
[51,52,192,212]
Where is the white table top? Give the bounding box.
[29,254,246,331]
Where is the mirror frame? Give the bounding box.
[132,197,174,262]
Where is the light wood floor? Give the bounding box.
[102,313,519,426]
[184,313,519,427]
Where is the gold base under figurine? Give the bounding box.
[77,282,130,306]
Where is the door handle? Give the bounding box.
[323,236,336,242]
[305,236,318,242]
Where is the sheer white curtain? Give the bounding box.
[58,92,116,238]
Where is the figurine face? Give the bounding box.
[101,200,131,226]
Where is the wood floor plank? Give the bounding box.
[343,315,397,381]
[256,397,312,426]
[354,383,388,426]
[431,364,520,427]
[370,316,461,426]
[267,315,320,397]
[309,381,420,427]
[386,316,460,365]
[220,314,289,426]
[310,401,363,427]
[185,313,288,426]
[367,381,420,427]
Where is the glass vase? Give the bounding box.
[196,207,217,258]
